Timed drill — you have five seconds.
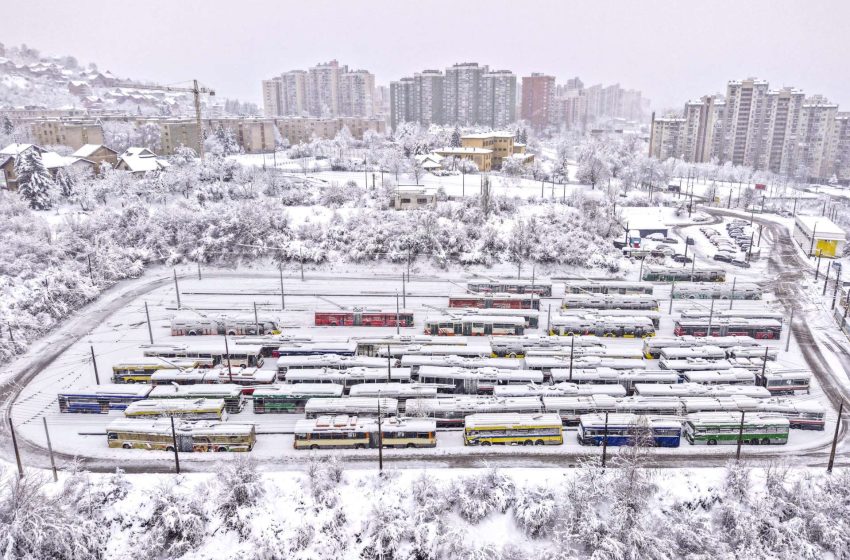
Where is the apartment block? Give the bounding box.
[274,117,386,145]
[281,70,307,116]
[389,77,415,130]
[521,73,555,130]
[796,96,838,180]
[306,60,343,117]
[262,78,283,117]
[339,70,375,117]
[480,70,517,129]
[760,88,805,175]
[648,116,687,161]
[831,113,850,181]
[30,120,104,150]
[443,62,487,125]
[413,70,444,127]
[723,78,770,166]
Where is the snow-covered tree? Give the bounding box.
[206,125,241,157]
[15,149,54,209]
[450,126,462,148]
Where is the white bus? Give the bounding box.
[542,395,618,425]
[275,355,386,377]
[492,383,627,398]
[123,398,227,421]
[672,282,762,300]
[147,384,246,413]
[466,280,553,296]
[294,416,437,450]
[681,369,755,385]
[283,367,412,390]
[406,396,544,427]
[400,355,524,375]
[550,315,656,338]
[563,280,654,295]
[424,315,526,336]
[561,294,660,311]
[149,368,220,386]
[353,335,467,357]
[755,369,812,395]
[141,344,265,369]
[377,344,492,358]
[216,367,277,387]
[659,358,733,372]
[415,365,542,394]
[680,396,760,414]
[642,336,760,359]
[756,398,826,430]
[348,383,438,409]
[634,383,771,399]
[727,346,779,360]
[303,397,399,419]
[489,335,604,358]
[658,346,728,361]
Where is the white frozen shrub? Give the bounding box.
[132,478,208,560]
[215,456,266,538]
[513,484,558,538]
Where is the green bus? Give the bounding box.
[252,383,344,413]
[684,412,789,446]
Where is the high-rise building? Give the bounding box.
[648,116,687,161]
[760,88,805,175]
[722,78,770,166]
[683,95,724,163]
[281,71,307,116]
[413,70,444,127]
[831,113,850,182]
[261,78,283,117]
[795,96,838,180]
[443,62,487,125]
[389,77,415,130]
[521,73,555,130]
[480,70,517,129]
[307,60,343,117]
[339,70,375,117]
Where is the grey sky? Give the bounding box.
[5,0,849,111]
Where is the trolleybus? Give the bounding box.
[405,396,545,427]
[123,398,227,420]
[58,385,152,413]
[293,416,437,450]
[463,413,563,446]
[147,384,246,413]
[107,419,256,451]
[314,310,414,327]
[252,384,344,414]
[577,413,682,447]
[562,280,654,295]
[424,315,526,336]
[684,412,789,445]
[449,293,540,310]
[467,280,552,296]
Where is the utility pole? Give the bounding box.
[639,257,645,282]
[601,411,609,468]
[396,292,400,335]
[823,263,831,296]
[815,250,824,281]
[785,309,794,352]
[144,301,154,344]
[9,419,24,478]
[300,248,304,281]
[173,269,181,310]
[568,336,575,381]
[278,263,286,311]
[386,344,392,381]
[729,278,736,310]
[223,334,233,382]
[735,411,746,461]
[669,281,675,314]
[757,224,763,247]
[253,302,260,334]
[88,254,94,283]
[402,274,406,309]
[832,267,842,310]
[42,417,57,482]
[170,416,181,474]
[91,345,100,385]
[707,298,715,336]
[197,262,202,280]
[827,401,843,474]
[377,397,384,473]
[546,304,552,335]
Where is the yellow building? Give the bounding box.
[460,131,524,169]
[793,215,846,258]
[433,146,493,172]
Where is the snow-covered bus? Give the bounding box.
[542,395,618,425]
[377,344,492,359]
[642,336,761,359]
[107,419,256,452]
[141,344,265,368]
[463,413,563,446]
[673,318,782,339]
[214,367,277,391]
[558,309,662,328]
[561,294,660,311]
[658,346,728,361]
[755,369,812,395]
[400,355,524,375]
[634,383,771,399]
[642,265,726,282]
[353,335,468,357]
[684,412,789,445]
[293,416,437,450]
[111,357,205,384]
[170,313,281,336]
[492,383,627,398]
[679,309,785,323]
[405,396,544,427]
[275,355,386,377]
[550,315,656,338]
[272,341,357,358]
[149,368,220,386]
[489,335,605,358]
[423,315,526,336]
[314,310,414,327]
[348,383,438,410]
[524,346,645,360]
[252,384,344,414]
[147,384,246,413]
[283,367,412,390]
[58,385,152,413]
[445,307,541,329]
[123,398,227,420]
[756,398,825,430]
[562,281,654,295]
[526,356,645,378]
[415,365,542,394]
[672,282,762,300]
[680,369,755,385]
[449,293,540,310]
[659,357,733,372]
[577,414,682,447]
[304,397,399,419]
[467,280,553,297]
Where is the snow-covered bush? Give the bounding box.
[132,479,208,559]
[214,456,266,538]
[513,484,558,537]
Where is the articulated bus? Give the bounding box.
[684,412,789,445]
[562,280,654,296]
[123,398,227,420]
[149,368,220,386]
[399,355,524,375]
[58,385,152,413]
[467,280,553,297]
[107,419,256,452]
[642,265,726,283]
[283,367,412,391]
[679,310,785,323]
[526,356,645,376]
[148,384,246,413]
[672,283,762,300]
[424,315,526,337]
[303,397,399,419]
[492,383,627,398]
[449,293,540,310]
[415,365,542,394]
[170,313,280,336]
[577,414,682,447]
[550,316,656,338]
[445,308,541,329]
[112,358,205,384]
[376,344,491,359]
[275,355,387,378]
[489,335,605,358]
[252,384,344,414]
[272,341,357,358]
[642,336,761,359]
[353,335,468,357]
[634,383,771,399]
[463,413,564,446]
[561,294,660,311]
[658,346,728,361]
[294,416,437,450]
[659,357,732,372]
[314,310,414,327]
[141,344,265,369]
[405,396,544,427]
[673,319,782,339]
[755,369,812,395]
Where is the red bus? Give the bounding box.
[448,293,539,310]
[315,311,414,327]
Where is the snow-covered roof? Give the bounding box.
[435,147,492,155]
[73,144,116,158]
[462,131,515,139]
[795,214,846,238]
[0,143,42,156]
[118,147,170,173]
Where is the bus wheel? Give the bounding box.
[122,443,132,449]
[310,444,318,450]
[750,439,759,445]
[188,331,197,336]
[524,440,533,446]
[354,444,365,450]
[707,439,717,446]
[509,353,517,359]
[535,440,545,446]
[216,447,227,452]
[762,438,771,445]
[165,446,175,452]
[407,443,416,448]
[481,441,491,446]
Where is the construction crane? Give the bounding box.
[112,79,215,160]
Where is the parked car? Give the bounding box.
[661,237,679,244]
[730,259,751,268]
[646,233,665,241]
[672,254,693,264]
[713,253,733,263]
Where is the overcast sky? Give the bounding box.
[5,0,849,111]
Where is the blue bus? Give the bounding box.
[577,413,682,447]
[58,385,153,413]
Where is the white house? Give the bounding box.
[116,147,170,175]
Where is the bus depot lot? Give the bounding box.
[7,264,839,467]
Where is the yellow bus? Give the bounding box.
[293,415,437,450]
[463,413,563,446]
[111,358,204,383]
[106,419,256,452]
[123,398,227,421]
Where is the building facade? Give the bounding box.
[30,120,104,150]
[480,70,517,129]
[521,73,555,130]
[339,70,375,117]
